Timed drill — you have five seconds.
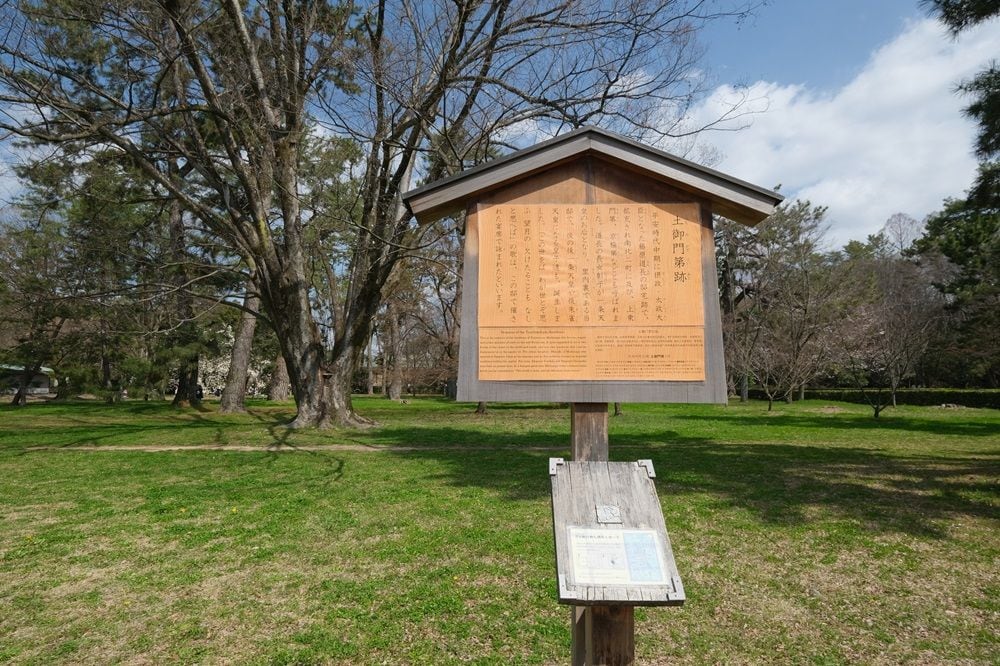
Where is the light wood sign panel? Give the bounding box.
[477,203,704,382]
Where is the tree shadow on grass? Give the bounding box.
[670,410,1000,439]
[1,403,293,450]
[376,426,999,539]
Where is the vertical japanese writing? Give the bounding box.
[508,207,519,320]
[672,214,690,285]
[579,206,591,323]
[651,208,664,322]
[594,206,605,323]
[537,207,548,323]
[608,206,619,323]
[522,208,532,322]
[637,205,649,321]
[552,206,561,323]
[494,208,504,314]
[623,206,635,323]
[480,203,701,330]
[566,206,577,323]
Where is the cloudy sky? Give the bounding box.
[689,0,1000,247]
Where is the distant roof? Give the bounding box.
[403,126,783,226]
[0,364,55,375]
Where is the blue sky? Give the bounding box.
[702,0,926,89]
[685,1,1000,246]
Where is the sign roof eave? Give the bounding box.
[403,126,783,226]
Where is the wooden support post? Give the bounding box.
[590,606,635,665]
[571,402,609,461]
[569,403,635,665]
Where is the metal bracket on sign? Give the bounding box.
[549,457,565,476]
[637,459,656,478]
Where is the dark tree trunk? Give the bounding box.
[11,387,27,406]
[54,377,71,401]
[101,352,112,393]
[102,353,117,404]
[613,402,623,416]
[799,384,806,402]
[10,364,41,406]
[219,294,259,413]
[385,302,404,401]
[365,335,375,395]
[166,197,201,407]
[267,354,291,402]
[475,401,488,415]
[174,356,200,406]
[740,373,749,402]
[10,370,29,406]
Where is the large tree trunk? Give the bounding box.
[740,373,749,402]
[219,294,259,413]
[267,354,290,401]
[261,272,374,428]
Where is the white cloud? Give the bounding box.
[687,17,1000,247]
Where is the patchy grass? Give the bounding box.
[0,398,997,664]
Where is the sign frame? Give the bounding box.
[456,157,728,403]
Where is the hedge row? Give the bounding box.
[745,388,1000,409]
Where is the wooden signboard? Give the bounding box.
[549,458,685,606]
[456,157,729,404]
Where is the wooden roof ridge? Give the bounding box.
[403,125,784,226]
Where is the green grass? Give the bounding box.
[0,397,997,664]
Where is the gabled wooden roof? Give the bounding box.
[403,126,783,225]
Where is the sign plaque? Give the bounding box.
[478,203,705,382]
[568,527,667,586]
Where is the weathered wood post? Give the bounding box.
[570,402,619,665]
[402,126,782,665]
[569,403,638,664]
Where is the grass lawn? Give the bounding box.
[0,397,997,664]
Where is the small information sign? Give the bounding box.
[549,459,685,606]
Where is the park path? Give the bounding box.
[23,444,568,453]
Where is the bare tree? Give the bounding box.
[0,0,757,426]
[728,202,843,409]
[840,233,944,415]
[882,213,923,255]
